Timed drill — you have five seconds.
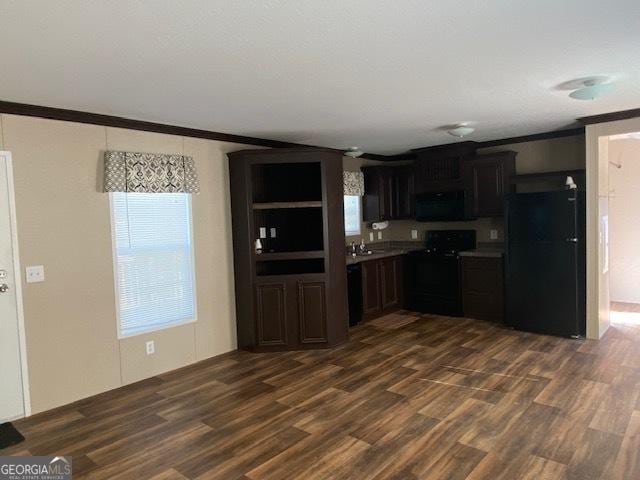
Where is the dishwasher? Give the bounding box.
[347,263,363,326]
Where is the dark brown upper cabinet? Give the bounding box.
[394,165,415,219]
[413,142,477,194]
[362,166,415,222]
[463,151,516,218]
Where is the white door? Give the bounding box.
[0,151,28,421]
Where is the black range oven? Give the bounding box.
[405,230,476,316]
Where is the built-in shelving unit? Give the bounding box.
[228,148,348,352]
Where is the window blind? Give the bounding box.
[344,195,361,236]
[111,192,196,337]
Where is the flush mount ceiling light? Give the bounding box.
[568,76,615,100]
[344,147,364,158]
[447,124,475,138]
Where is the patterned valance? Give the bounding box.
[343,171,365,196]
[104,151,200,193]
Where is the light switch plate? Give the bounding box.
[377,231,383,240]
[490,229,499,240]
[25,265,45,283]
[411,229,418,240]
[270,227,277,238]
[369,232,374,242]
[259,227,267,239]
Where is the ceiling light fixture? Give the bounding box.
[568,77,615,100]
[447,124,475,138]
[344,147,364,158]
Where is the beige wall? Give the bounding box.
[3,114,247,413]
[608,138,640,303]
[345,135,586,246]
[478,134,585,174]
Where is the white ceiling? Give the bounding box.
[0,1,639,154]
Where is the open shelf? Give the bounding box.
[252,201,323,210]
[254,207,324,253]
[256,258,325,276]
[252,162,322,203]
[255,250,325,261]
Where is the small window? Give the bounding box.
[344,195,361,236]
[110,192,196,338]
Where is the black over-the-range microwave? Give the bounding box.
[414,190,469,222]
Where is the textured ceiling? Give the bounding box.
[0,0,639,154]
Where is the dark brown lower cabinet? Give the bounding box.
[256,282,288,346]
[362,255,404,321]
[461,256,504,322]
[362,260,382,317]
[255,276,330,350]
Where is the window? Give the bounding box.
[110,192,196,337]
[344,195,361,236]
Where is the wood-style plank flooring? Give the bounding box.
[5,311,640,479]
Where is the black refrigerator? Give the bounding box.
[505,189,586,337]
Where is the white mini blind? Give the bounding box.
[111,192,196,337]
[344,195,361,236]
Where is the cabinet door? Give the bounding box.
[297,281,328,344]
[394,166,415,219]
[379,257,401,310]
[255,282,288,346]
[363,167,382,222]
[469,159,504,217]
[362,260,382,316]
[363,167,394,222]
[461,257,504,322]
[465,152,515,218]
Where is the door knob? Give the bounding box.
[0,284,9,293]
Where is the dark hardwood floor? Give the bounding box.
[4,311,640,479]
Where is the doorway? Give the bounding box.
[0,151,30,421]
[608,133,640,326]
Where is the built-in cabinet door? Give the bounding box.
[297,281,328,344]
[255,282,288,346]
[379,257,400,310]
[362,260,381,316]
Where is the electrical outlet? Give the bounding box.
[25,265,45,283]
[259,227,267,239]
[369,232,374,242]
[270,227,277,238]
[411,229,418,240]
[146,340,155,355]
[490,229,499,240]
[377,231,383,240]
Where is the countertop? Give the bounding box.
[459,248,504,258]
[345,247,423,265]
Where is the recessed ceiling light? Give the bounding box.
[569,76,615,100]
[447,124,475,138]
[344,147,364,158]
